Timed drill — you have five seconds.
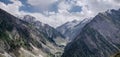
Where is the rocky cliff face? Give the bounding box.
[0,8,64,57]
[62,9,120,57]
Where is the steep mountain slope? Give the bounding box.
[0,8,63,57]
[22,15,67,46]
[57,19,92,41]
[62,9,120,57]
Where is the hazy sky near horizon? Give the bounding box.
[0,0,120,27]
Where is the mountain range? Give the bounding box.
[22,15,67,46]
[0,8,66,57]
[0,7,120,57]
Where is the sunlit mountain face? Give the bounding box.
[0,0,120,57]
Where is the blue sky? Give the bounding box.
[0,0,120,27]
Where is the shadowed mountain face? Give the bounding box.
[0,8,65,57]
[62,9,120,57]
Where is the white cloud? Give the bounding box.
[0,0,120,28]
[0,0,23,16]
[27,0,120,27]
[58,0,71,13]
[81,0,120,15]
